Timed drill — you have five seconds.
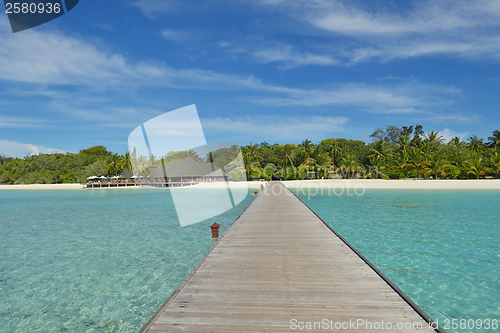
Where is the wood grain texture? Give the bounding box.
[140,182,438,333]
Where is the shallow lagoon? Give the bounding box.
[1,188,499,332]
[0,189,254,332]
[294,189,500,333]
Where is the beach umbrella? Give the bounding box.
[87,176,97,180]
[131,175,139,179]
[99,176,107,179]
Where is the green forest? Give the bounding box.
[1,126,500,184]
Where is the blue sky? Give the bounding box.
[1,0,500,157]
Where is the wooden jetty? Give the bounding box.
[85,181,199,189]
[140,181,443,332]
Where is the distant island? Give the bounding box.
[1,125,499,184]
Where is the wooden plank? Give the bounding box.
[139,181,443,333]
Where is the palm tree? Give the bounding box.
[406,148,427,178]
[298,139,313,163]
[419,141,432,156]
[487,149,500,179]
[330,139,342,167]
[133,155,151,177]
[397,135,411,152]
[280,144,295,168]
[467,153,486,179]
[424,131,444,149]
[364,158,389,179]
[368,140,393,162]
[339,155,363,179]
[450,136,461,146]
[487,130,500,149]
[106,153,122,176]
[120,151,132,171]
[393,150,410,178]
[468,136,485,153]
[422,152,454,179]
[243,154,252,179]
[448,150,465,167]
[246,143,262,164]
[314,152,332,178]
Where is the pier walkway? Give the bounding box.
[140,182,441,332]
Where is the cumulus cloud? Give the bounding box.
[438,128,469,142]
[0,139,68,158]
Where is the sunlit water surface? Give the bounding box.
[293,188,499,333]
[0,189,253,332]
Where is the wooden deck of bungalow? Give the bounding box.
[85,181,199,189]
[139,181,443,333]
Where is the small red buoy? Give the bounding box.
[210,222,220,241]
[254,191,257,197]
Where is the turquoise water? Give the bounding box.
[294,188,500,333]
[0,189,253,332]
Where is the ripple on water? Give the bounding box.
[295,189,500,333]
[0,189,254,332]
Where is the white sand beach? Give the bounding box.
[283,179,500,190]
[0,184,85,190]
[0,182,263,190]
[2,179,500,190]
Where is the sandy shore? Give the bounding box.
[2,179,500,190]
[0,182,263,190]
[283,179,500,190]
[0,184,84,190]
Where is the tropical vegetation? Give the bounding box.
[240,126,500,181]
[1,126,500,184]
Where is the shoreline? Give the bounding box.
[0,184,85,190]
[1,179,500,190]
[283,179,500,190]
[0,181,263,190]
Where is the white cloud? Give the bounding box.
[0,115,49,128]
[425,113,480,123]
[257,0,500,62]
[309,0,477,36]
[161,29,202,42]
[0,139,69,158]
[0,22,131,85]
[201,115,349,141]
[439,129,469,142]
[236,44,338,68]
[132,0,175,18]
[348,37,500,63]
[0,18,256,90]
[247,81,460,110]
[0,16,468,122]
